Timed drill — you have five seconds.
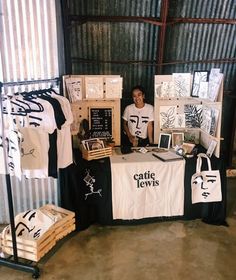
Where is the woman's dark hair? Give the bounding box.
[131,85,146,97]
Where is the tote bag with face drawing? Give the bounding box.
[191,153,222,204]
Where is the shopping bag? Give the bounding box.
[191,153,222,204]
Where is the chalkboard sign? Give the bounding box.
[89,107,113,138]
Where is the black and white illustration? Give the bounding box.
[208,68,223,101]
[156,81,175,98]
[191,154,222,203]
[65,77,82,102]
[191,71,209,97]
[201,105,220,136]
[83,169,102,200]
[4,209,55,240]
[175,113,185,128]
[159,106,177,129]
[184,104,202,128]
[173,73,191,97]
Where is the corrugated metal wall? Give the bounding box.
[67,0,161,17]
[164,23,236,90]
[64,0,236,98]
[0,0,60,223]
[65,0,162,104]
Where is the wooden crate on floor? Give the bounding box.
[0,205,75,262]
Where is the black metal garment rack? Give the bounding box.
[0,77,60,279]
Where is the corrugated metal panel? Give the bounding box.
[164,23,236,91]
[70,21,159,102]
[67,0,162,17]
[0,0,60,223]
[0,0,59,82]
[169,0,236,19]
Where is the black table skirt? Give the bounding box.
[60,146,227,231]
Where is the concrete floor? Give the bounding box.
[0,178,236,280]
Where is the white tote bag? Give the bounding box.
[191,153,222,204]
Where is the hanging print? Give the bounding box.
[184,104,202,128]
[159,106,177,129]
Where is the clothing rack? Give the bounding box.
[0,77,60,279]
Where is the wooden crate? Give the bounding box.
[0,205,75,262]
[82,146,112,161]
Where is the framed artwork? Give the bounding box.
[191,70,209,97]
[158,133,171,150]
[172,132,184,147]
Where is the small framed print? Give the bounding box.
[158,133,171,150]
[82,138,105,151]
[206,139,218,158]
[172,132,184,147]
[191,70,209,97]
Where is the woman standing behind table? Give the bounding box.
[122,85,154,147]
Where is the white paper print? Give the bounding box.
[161,81,175,98]
[160,106,177,129]
[65,77,82,102]
[191,71,209,97]
[184,104,202,128]
[198,81,209,99]
[175,114,185,128]
[206,139,218,157]
[105,77,122,98]
[173,73,191,97]
[207,68,223,101]
[85,77,104,99]
[201,106,220,136]
[155,83,162,97]
[209,107,220,136]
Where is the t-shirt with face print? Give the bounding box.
[122,103,154,139]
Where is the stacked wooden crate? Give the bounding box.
[0,205,75,262]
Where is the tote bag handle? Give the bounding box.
[196,153,212,173]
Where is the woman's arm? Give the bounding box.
[123,119,135,144]
[147,121,154,144]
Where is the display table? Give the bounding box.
[60,146,227,230]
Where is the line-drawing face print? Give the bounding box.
[192,174,217,198]
[130,115,149,136]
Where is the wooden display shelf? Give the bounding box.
[0,205,75,262]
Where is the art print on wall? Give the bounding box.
[159,106,177,129]
[172,73,191,97]
[184,104,202,128]
[191,71,209,97]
